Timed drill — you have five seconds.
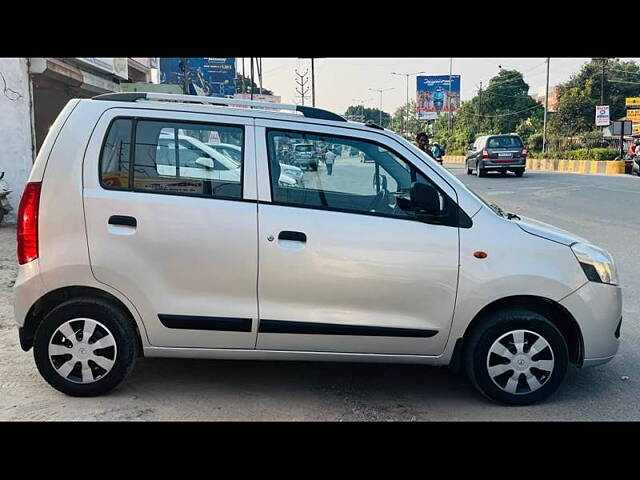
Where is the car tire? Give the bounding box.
[500,170,507,175]
[464,308,568,406]
[33,297,139,397]
[477,165,486,178]
[466,162,473,175]
[515,169,524,177]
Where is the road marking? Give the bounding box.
[485,191,515,195]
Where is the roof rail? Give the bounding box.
[92,92,346,122]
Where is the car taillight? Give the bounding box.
[521,148,528,158]
[17,182,41,265]
[482,148,489,158]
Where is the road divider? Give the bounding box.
[442,156,626,175]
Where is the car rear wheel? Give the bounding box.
[477,165,486,178]
[464,308,568,405]
[33,297,139,397]
[515,169,524,177]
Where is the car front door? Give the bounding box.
[254,120,461,356]
[83,109,259,349]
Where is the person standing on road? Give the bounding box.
[431,142,444,165]
[416,132,430,153]
[325,147,336,176]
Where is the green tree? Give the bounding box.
[432,69,543,152]
[390,101,427,139]
[344,105,391,126]
[550,58,640,136]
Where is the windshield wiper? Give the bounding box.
[507,212,521,220]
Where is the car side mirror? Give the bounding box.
[195,157,215,169]
[410,182,442,215]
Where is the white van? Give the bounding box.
[13,93,622,405]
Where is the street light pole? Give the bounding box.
[392,71,426,135]
[369,87,394,127]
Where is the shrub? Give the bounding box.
[529,148,618,161]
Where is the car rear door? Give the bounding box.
[253,119,461,356]
[83,107,259,349]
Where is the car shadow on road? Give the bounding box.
[116,356,619,420]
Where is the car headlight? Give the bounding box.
[570,242,618,285]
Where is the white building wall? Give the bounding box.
[0,58,33,223]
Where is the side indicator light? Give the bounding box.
[473,251,488,259]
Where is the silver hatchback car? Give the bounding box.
[13,93,621,405]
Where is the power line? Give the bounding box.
[468,104,543,118]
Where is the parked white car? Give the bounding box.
[13,93,622,405]
[156,134,298,187]
[207,142,304,184]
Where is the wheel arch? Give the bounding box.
[453,295,584,369]
[19,285,144,355]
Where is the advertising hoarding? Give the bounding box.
[416,75,461,121]
[595,105,610,127]
[627,109,640,121]
[160,58,236,97]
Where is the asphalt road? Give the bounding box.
[0,165,638,421]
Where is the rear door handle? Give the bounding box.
[278,231,306,242]
[109,215,137,227]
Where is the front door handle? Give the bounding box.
[109,215,137,227]
[278,231,306,242]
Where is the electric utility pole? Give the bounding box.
[543,57,550,153]
[449,57,453,132]
[256,57,263,95]
[250,57,255,100]
[369,87,395,127]
[478,81,483,121]
[299,58,322,106]
[179,57,190,94]
[295,69,310,106]
[392,71,425,135]
[601,58,607,106]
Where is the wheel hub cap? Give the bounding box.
[486,329,554,395]
[48,318,117,384]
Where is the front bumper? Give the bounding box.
[559,281,622,367]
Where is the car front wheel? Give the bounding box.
[464,308,568,406]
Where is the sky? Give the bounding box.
[241,58,640,115]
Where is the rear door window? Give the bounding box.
[100,118,244,200]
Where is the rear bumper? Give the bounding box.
[12,260,46,328]
[483,160,526,169]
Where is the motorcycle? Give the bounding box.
[0,172,13,225]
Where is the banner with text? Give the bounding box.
[160,58,236,97]
[416,75,461,121]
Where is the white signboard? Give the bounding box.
[595,105,610,126]
[234,93,281,103]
